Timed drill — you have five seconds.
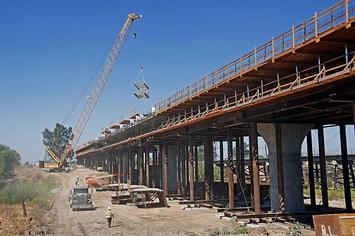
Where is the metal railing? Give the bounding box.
[158,54,355,129]
[153,0,354,114]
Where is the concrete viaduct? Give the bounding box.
[76,0,355,215]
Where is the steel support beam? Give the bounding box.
[194,146,198,182]
[177,142,182,194]
[317,125,329,208]
[307,132,316,208]
[188,138,195,201]
[235,135,241,194]
[162,143,169,194]
[152,147,157,188]
[275,124,285,213]
[128,149,132,185]
[219,141,224,183]
[340,124,352,211]
[250,123,261,214]
[227,132,234,208]
[204,137,214,200]
[159,145,163,189]
[145,148,150,187]
[240,137,245,187]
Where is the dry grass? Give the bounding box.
[14,166,44,181]
[0,166,57,235]
[0,203,33,235]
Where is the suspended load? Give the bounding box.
[134,66,150,99]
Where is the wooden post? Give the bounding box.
[318,125,329,208]
[340,124,352,211]
[219,141,224,183]
[227,132,234,208]
[204,137,214,200]
[188,139,195,202]
[307,132,316,208]
[250,123,261,214]
[275,124,285,212]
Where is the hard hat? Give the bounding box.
[108,207,111,210]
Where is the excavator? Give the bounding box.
[43,13,142,170]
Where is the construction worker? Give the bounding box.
[105,207,114,228]
[75,175,80,186]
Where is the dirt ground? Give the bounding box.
[50,166,318,236]
[52,166,244,236]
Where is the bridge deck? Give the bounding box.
[76,0,355,157]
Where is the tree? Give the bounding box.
[0,144,20,181]
[42,123,73,159]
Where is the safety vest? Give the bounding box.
[106,210,113,219]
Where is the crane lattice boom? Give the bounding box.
[48,13,141,167]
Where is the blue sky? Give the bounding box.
[0,0,353,163]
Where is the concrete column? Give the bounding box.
[250,123,261,214]
[317,125,329,208]
[162,143,169,195]
[258,123,312,212]
[219,141,224,183]
[340,124,352,211]
[188,139,195,202]
[307,132,316,208]
[204,137,214,200]
[227,133,234,208]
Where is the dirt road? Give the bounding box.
[53,166,239,236]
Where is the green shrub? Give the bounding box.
[0,176,56,209]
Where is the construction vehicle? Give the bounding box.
[43,13,142,169]
[69,186,94,211]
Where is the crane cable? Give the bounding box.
[61,37,118,125]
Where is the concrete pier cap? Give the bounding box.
[258,123,313,212]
